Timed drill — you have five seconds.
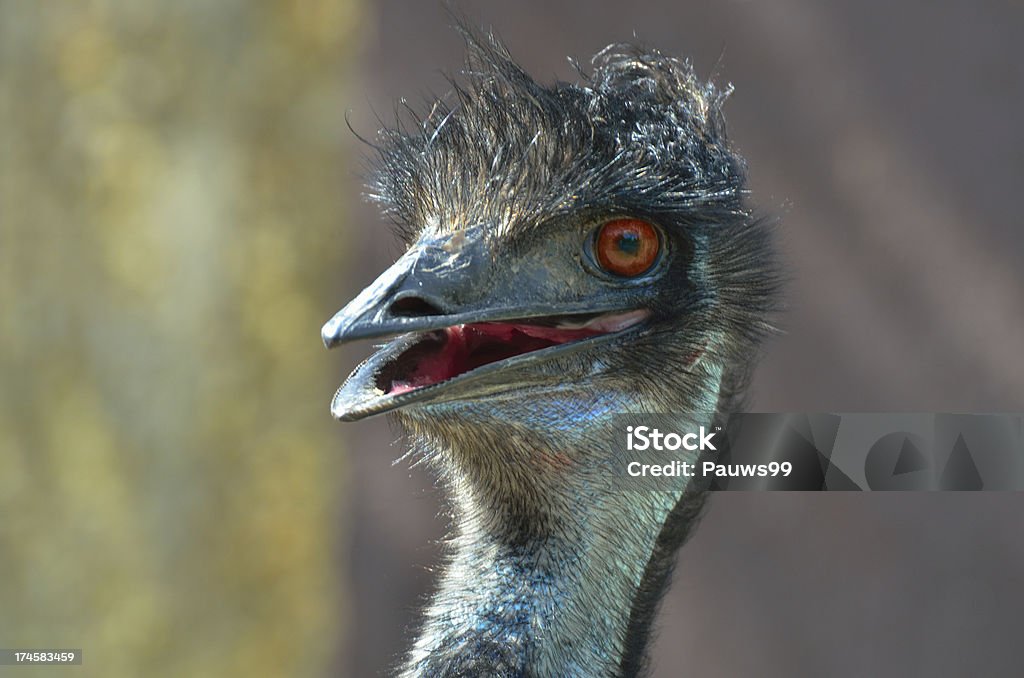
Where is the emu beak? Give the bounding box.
[322,225,648,421]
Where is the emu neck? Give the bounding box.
[400,403,713,677]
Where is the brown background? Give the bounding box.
[336,2,1024,676]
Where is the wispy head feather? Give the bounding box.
[369,26,746,243]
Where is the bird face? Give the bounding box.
[322,210,704,422]
[322,34,774,431]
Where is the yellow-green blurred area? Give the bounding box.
[0,1,361,675]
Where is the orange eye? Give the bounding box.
[594,218,661,277]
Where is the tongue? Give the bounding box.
[387,321,604,395]
[388,326,470,395]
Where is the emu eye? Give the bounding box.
[593,218,661,277]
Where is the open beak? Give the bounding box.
[321,226,648,421]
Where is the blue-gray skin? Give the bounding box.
[323,25,778,678]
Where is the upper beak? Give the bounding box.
[321,224,625,349]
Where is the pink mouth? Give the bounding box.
[379,310,648,396]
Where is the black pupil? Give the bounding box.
[616,231,641,256]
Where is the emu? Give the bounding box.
[322,28,776,678]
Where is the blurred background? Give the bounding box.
[1,1,1022,677]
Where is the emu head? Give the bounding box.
[322,32,774,481]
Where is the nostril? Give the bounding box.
[389,295,446,318]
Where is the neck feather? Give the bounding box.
[399,430,716,673]
[399,366,726,677]
[404,491,694,676]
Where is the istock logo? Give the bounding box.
[626,425,717,451]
